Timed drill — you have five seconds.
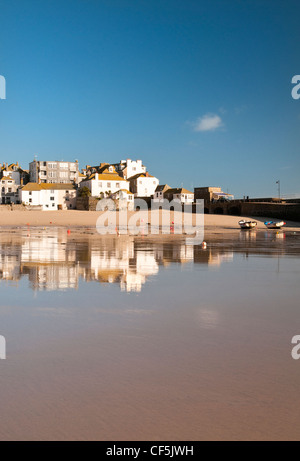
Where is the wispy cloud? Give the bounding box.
[234,105,248,115]
[190,113,224,132]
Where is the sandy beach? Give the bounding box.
[0,210,299,232]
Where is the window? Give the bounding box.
[98,182,102,188]
[1,187,4,192]
[66,190,69,194]
[116,183,120,188]
[8,188,12,193]
[128,196,132,200]
[1,181,4,184]
[139,180,142,184]
[43,162,46,166]
[133,167,136,171]
[50,197,55,201]
[60,171,68,178]
[107,182,111,188]
[8,181,12,184]
[52,203,55,207]
[50,190,54,193]
[29,198,32,203]
[42,171,46,176]
[49,171,56,178]
[29,191,32,195]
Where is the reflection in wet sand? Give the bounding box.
[0,230,236,292]
[0,229,299,440]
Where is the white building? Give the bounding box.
[129,172,159,197]
[0,176,20,204]
[164,187,194,204]
[20,183,77,210]
[79,171,130,197]
[114,159,146,179]
[110,189,134,210]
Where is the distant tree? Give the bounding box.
[78,186,91,197]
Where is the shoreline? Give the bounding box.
[0,210,299,232]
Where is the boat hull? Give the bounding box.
[264,221,286,229]
[239,220,257,229]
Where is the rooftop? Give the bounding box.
[21,183,76,191]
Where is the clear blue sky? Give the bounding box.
[1,0,299,198]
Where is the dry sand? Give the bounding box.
[0,210,299,231]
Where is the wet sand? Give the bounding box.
[0,229,299,441]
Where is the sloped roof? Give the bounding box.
[21,183,76,191]
[155,184,170,193]
[128,173,155,180]
[165,187,193,195]
[0,175,13,181]
[83,173,125,181]
[113,189,133,195]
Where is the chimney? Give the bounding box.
[95,173,98,181]
[146,172,149,177]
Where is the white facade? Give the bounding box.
[0,176,20,204]
[164,188,194,204]
[110,189,134,210]
[116,159,146,179]
[172,192,194,204]
[129,174,159,197]
[80,173,130,197]
[21,185,76,210]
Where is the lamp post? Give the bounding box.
[276,180,280,199]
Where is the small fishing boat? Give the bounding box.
[264,220,286,229]
[238,220,257,229]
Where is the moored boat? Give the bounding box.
[238,220,257,229]
[264,220,286,229]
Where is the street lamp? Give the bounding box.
[276,180,280,199]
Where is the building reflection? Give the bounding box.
[0,229,264,292]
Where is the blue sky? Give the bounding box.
[0,0,299,198]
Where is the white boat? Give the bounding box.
[264,220,286,229]
[238,220,257,229]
